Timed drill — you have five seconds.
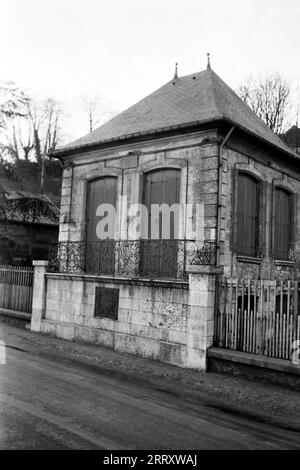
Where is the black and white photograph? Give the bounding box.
[0,0,300,456]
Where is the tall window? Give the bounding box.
[274,188,292,260]
[141,169,180,277]
[85,177,117,274]
[236,173,260,257]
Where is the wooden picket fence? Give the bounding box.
[0,265,34,314]
[214,278,300,361]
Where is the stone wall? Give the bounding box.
[33,266,218,370]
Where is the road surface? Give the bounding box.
[0,327,299,449]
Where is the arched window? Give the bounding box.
[85,176,117,274]
[141,168,180,277]
[236,173,260,257]
[274,187,293,260]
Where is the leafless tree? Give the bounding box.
[81,95,116,133]
[0,116,34,161]
[29,98,63,163]
[0,95,64,162]
[0,82,30,160]
[0,81,29,129]
[237,73,291,135]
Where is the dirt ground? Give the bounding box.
[1,319,300,432]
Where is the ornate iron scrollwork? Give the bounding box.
[48,241,85,273]
[186,240,217,266]
[49,239,217,279]
[288,243,296,262]
[116,240,140,276]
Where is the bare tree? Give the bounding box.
[0,82,30,160]
[0,81,29,129]
[0,95,64,162]
[29,98,63,163]
[1,115,34,161]
[81,95,116,133]
[43,99,61,154]
[237,73,291,135]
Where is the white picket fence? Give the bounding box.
[0,265,34,314]
[215,278,300,361]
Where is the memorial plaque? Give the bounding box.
[94,287,119,320]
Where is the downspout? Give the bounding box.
[216,126,235,267]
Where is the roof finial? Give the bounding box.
[173,62,178,79]
[207,52,211,70]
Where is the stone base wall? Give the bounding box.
[39,274,198,368]
[33,267,218,370]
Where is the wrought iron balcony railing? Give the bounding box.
[48,239,216,280]
[274,242,296,262]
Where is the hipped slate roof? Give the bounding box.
[54,68,297,158]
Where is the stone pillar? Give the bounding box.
[186,265,222,370]
[31,260,49,332]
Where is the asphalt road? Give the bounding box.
[0,329,299,450]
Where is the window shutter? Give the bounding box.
[236,173,259,257]
[274,188,292,260]
[231,168,239,252]
[86,177,117,274]
[141,169,180,277]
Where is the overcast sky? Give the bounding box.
[1,0,299,141]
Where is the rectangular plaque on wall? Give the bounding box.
[94,287,119,320]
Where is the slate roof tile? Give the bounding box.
[55,68,297,158]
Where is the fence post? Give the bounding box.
[31,260,48,332]
[186,265,223,370]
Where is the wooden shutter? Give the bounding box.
[274,188,292,260]
[236,173,259,257]
[143,169,180,239]
[141,169,180,277]
[86,177,117,243]
[86,177,117,274]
